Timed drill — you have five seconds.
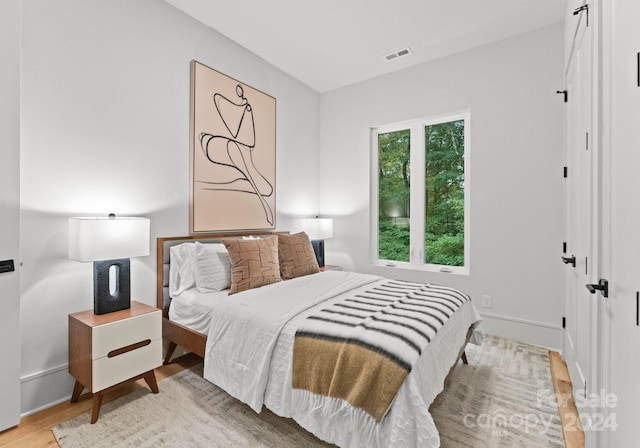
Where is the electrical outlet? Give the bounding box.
[482,294,492,308]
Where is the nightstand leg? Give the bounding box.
[91,391,103,424]
[71,380,84,403]
[143,370,159,394]
[461,351,468,365]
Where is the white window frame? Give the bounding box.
[370,110,471,275]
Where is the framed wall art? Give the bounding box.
[190,60,276,233]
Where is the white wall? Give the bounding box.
[20,0,320,415]
[19,1,565,415]
[0,0,22,431]
[319,25,565,349]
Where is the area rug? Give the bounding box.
[53,335,564,448]
[431,334,565,447]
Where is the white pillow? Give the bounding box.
[195,242,232,292]
[169,243,197,297]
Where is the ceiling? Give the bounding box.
[165,0,567,93]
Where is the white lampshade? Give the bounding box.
[301,217,333,240]
[68,216,150,262]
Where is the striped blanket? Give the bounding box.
[291,280,470,421]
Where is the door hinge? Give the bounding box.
[562,316,566,329]
[636,291,640,327]
[556,90,568,103]
[573,4,589,27]
[563,166,568,178]
[584,381,587,398]
[586,132,589,151]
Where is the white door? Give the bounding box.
[604,0,640,445]
[563,5,597,427]
[0,0,21,432]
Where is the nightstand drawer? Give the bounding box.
[69,302,162,424]
[93,338,162,392]
[92,311,161,360]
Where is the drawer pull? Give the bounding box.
[108,339,151,358]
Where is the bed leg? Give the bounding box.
[163,342,177,365]
[461,351,468,365]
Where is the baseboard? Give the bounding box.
[20,363,75,417]
[479,312,563,351]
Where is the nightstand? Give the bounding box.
[319,265,342,272]
[68,301,162,423]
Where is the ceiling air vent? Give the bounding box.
[384,47,412,62]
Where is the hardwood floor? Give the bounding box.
[0,351,584,448]
[0,354,201,448]
[550,351,586,448]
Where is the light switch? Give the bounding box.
[0,259,15,273]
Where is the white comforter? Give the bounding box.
[203,271,482,448]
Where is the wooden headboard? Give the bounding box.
[156,231,287,317]
[155,231,287,363]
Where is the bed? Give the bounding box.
[156,233,482,447]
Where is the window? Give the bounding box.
[371,111,469,274]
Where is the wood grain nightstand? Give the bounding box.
[68,301,162,423]
[319,265,342,272]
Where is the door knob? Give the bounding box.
[562,255,576,268]
[586,279,609,298]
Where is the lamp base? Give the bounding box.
[93,258,131,315]
[310,239,325,267]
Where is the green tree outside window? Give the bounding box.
[377,117,466,268]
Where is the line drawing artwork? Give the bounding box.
[198,84,274,226]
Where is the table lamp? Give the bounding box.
[300,217,333,267]
[68,214,150,315]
